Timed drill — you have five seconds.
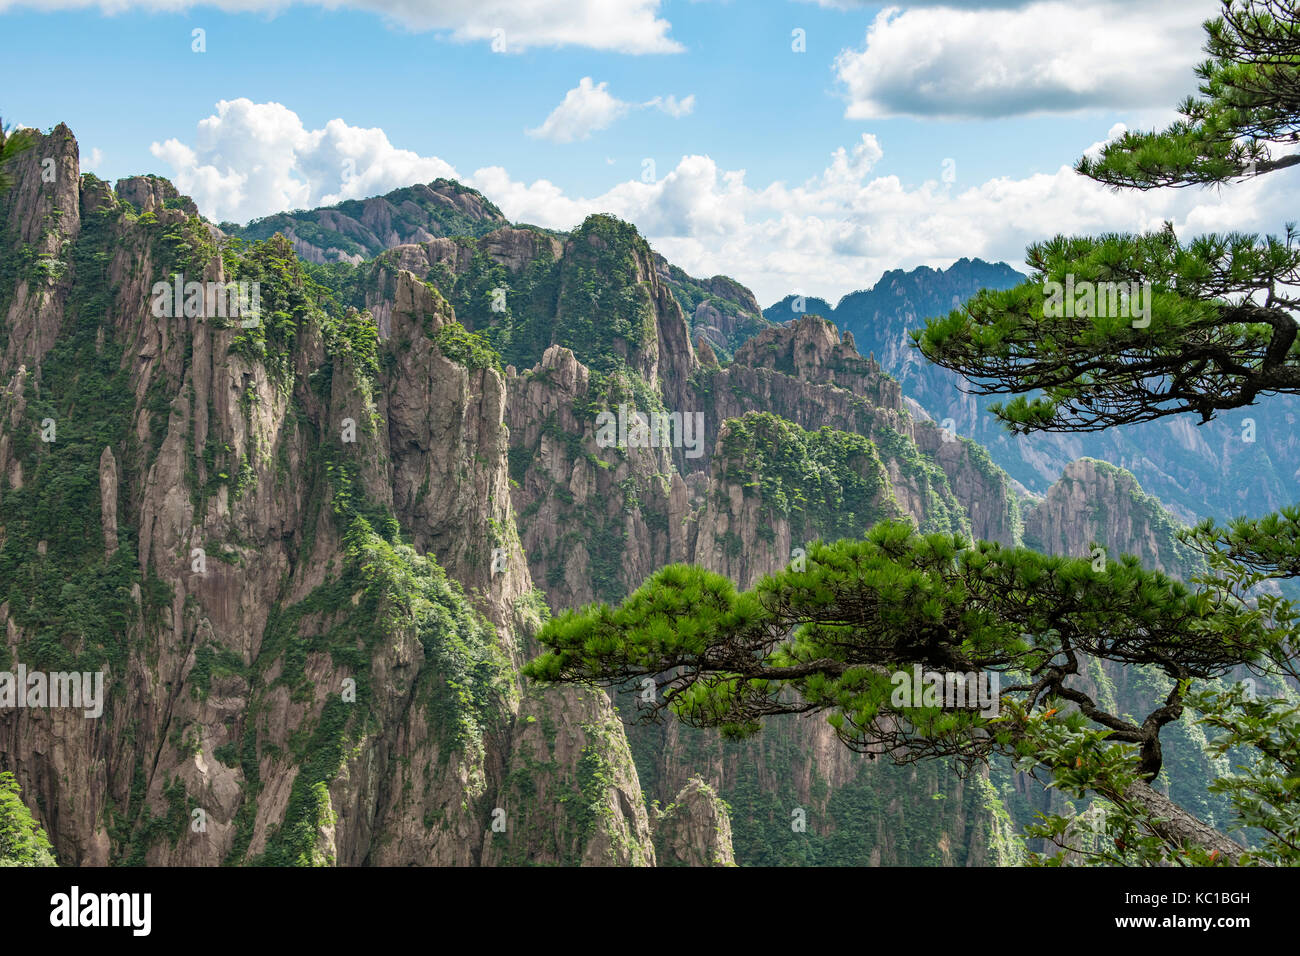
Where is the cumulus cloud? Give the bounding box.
[150,99,457,223]
[151,100,1294,304]
[833,0,1219,119]
[528,79,695,142]
[0,0,682,53]
[820,133,884,187]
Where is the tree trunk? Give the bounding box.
[1106,779,1254,864]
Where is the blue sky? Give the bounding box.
[2,0,1291,303]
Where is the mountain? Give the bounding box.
[1021,458,1201,576]
[767,260,1300,525]
[0,124,1028,866]
[655,257,775,361]
[221,180,512,265]
[0,122,1262,867]
[0,124,730,866]
[1004,457,1284,843]
[224,187,770,365]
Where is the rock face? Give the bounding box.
[654,253,774,360]
[99,446,118,557]
[2,123,81,375]
[0,126,729,867]
[226,180,510,265]
[652,777,735,867]
[482,684,656,866]
[1021,458,1199,576]
[115,175,198,217]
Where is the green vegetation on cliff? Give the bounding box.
[872,426,970,537]
[717,411,898,542]
[0,190,145,681]
[0,772,55,866]
[554,215,656,375]
[250,498,511,866]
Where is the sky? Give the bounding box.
[1,0,1293,305]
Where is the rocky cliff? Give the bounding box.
[225,180,510,266]
[0,124,733,866]
[1021,458,1200,576]
[651,776,735,866]
[654,254,772,361]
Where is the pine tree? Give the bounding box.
[0,119,36,196]
[525,523,1271,863]
[0,772,55,867]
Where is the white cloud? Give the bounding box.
[528,79,695,142]
[833,0,1219,119]
[821,133,883,187]
[0,0,682,53]
[85,147,104,171]
[528,78,632,143]
[151,100,1297,305]
[150,99,457,223]
[646,93,695,118]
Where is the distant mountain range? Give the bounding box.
[767,260,1300,524]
